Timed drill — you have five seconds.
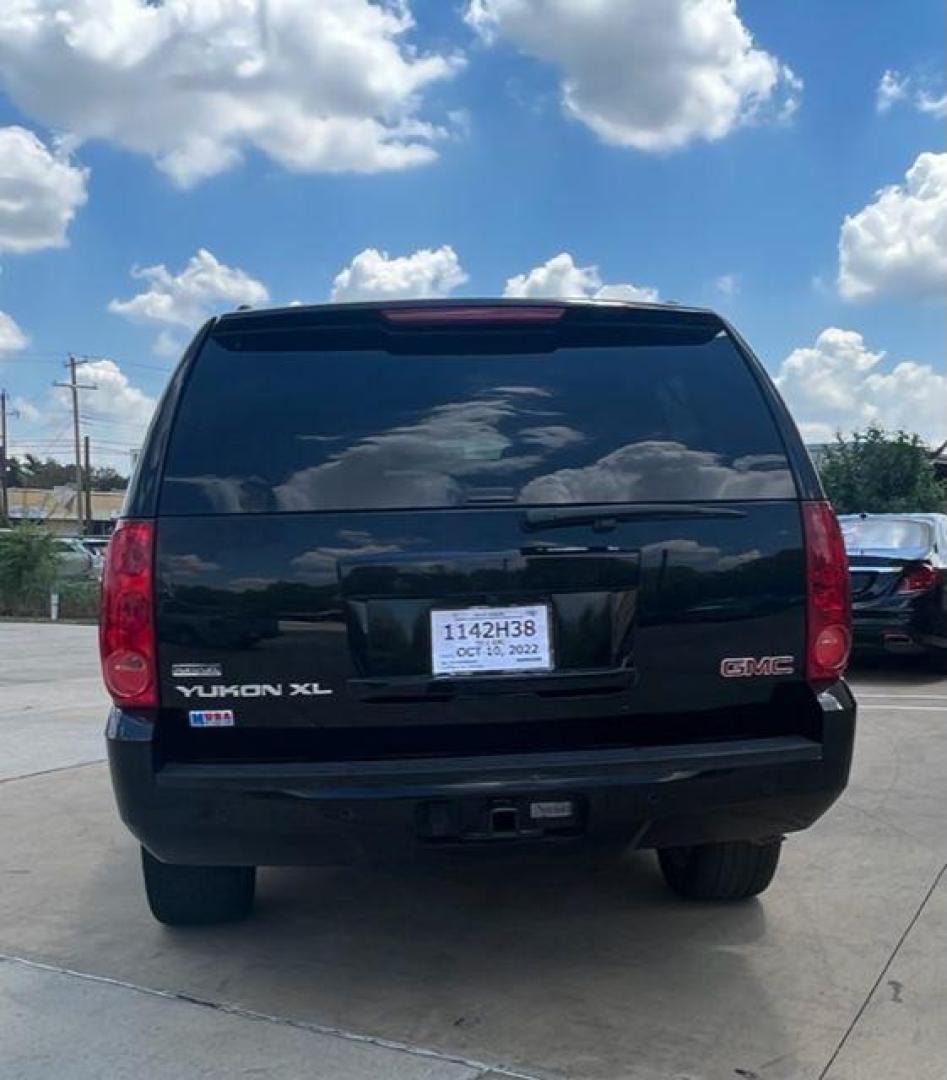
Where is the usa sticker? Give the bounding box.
[189,709,235,728]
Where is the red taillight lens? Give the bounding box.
[99,520,156,707]
[803,501,851,683]
[897,563,937,594]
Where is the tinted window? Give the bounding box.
[160,331,795,514]
[841,518,933,553]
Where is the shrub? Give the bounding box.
[59,579,101,621]
[0,523,62,616]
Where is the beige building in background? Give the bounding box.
[6,486,124,536]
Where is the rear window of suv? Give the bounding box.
[160,327,795,514]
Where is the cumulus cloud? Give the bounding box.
[774,328,947,444]
[876,70,910,113]
[109,249,269,341]
[0,310,29,353]
[875,70,947,118]
[466,0,801,151]
[838,152,947,301]
[0,1,462,187]
[503,252,659,302]
[330,246,468,302]
[56,358,156,453]
[0,126,88,253]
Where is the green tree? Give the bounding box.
[819,426,947,514]
[89,465,129,491]
[3,454,128,491]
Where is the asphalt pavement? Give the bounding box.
[1,622,945,1079]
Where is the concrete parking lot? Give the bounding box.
[1,622,945,1080]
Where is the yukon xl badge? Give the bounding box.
[175,682,334,699]
[720,656,795,678]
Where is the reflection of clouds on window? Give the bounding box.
[492,385,552,398]
[291,527,428,584]
[164,553,221,577]
[275,390,553,510]
[161,335,799,514]
[520,441,795,503]
[646,538,762,572]
[732,454,792,473]
[163,476,251,514]
[291,543,403,583]
[520,425,585,450]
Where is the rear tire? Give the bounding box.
[141,847,256,926]
[657,839,782,901]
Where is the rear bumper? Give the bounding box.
[107,687,856,866]
[851,609,943,655]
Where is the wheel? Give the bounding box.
[141,847,256,925]
[657,838,782,901]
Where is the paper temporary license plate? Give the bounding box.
[430,604,552,676]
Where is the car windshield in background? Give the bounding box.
[840,518,933,554]
[160,330,795,514]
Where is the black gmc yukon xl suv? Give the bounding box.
[102,299,855,925]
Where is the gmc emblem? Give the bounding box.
[720,656,795,678]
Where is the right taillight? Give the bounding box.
[897,562,937,594]
[803,501,851,684]
[99,520,157,708]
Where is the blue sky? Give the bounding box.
[0,0,943,471]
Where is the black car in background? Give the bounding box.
[840,513,947,667]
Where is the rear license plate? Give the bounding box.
[430,604,552,676]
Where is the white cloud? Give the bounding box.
[775,328,947,444]
[917,91,947,118]
[109,249,269,334]
[0,1,462,188]
[876,70,909,113]
[503,252,659,302]
[874,70,947,118]
[50,358,156,460]
[0,126,88,253]
[0,310,28,353]
[330,246,468,302]
[714,273,739,297]
[838,152,947,301]
[466,0,801,151]
[152,330,187,359]
[12,396,40,423]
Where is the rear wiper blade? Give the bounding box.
[522,504,747,533]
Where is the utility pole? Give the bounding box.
[1,390,11,523]
[53,356,96,536]
[83,435,93,533]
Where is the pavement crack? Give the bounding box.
[0,758,105,785]
[817,860,947,1080]
[0,952,542,1080]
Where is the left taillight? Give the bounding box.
[99,520,156,708]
